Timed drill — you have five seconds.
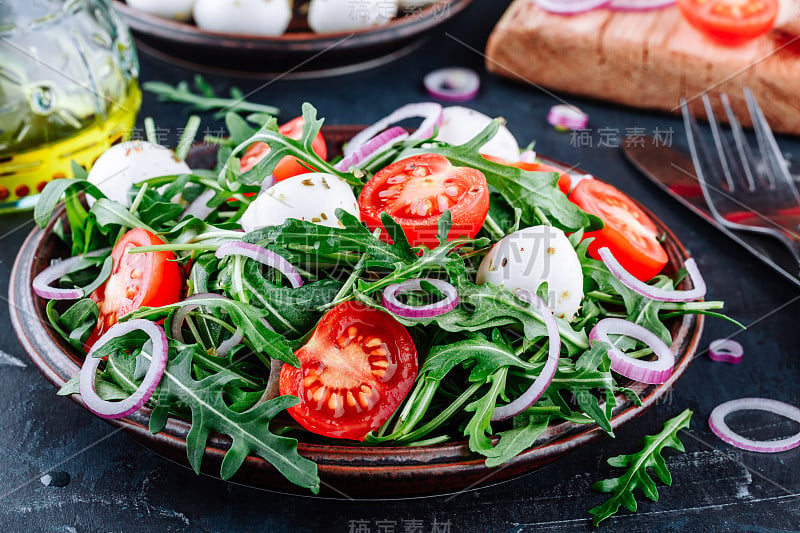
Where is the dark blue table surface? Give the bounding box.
[2,1,799,531]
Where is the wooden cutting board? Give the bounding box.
[486,1,800,135]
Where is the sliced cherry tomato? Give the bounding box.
[87,228,184,346]
[240,116,328,181]
[483,154,572,195]
[677,0,778,45]
[569,179,667,282]
[279,301,418,441]
[359,153,489,249]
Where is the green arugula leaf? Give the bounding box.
[247,209,416,269]
[484,415,550,468]
[546,342,617,434]
[148,343,319,492]
[240,260,342,338]
[421,336,536,382]
[407,120,591,232]
[128,296,298,367]
[589,409,692,526]
[464,368,508,455]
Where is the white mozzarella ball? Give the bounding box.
[308,0,399,33]
[436,106,521,162]
[476,226,584,321]
[241,172,360,232]
[777,0,800,27]
[87,141,191,207]
[126,0,195,21]
[193,0,292,36]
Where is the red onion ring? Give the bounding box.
[334,127,408,172]
[171,293,245,357]
[709,398,800,453]
[519,150,537,164]
[608,0,675,10]
[492,290,561,421]
[709,339,744,364]
[79,319,168,419]
[382,278,459,319]
[534,0,611,13]
[344,103,443,157]
[32,248,111,300]
[216,241,303,289]
[423,67,481,103]
[598,247,706,302]
[589,318,675,384]
[547,104,589,131]
[182,189,216,220]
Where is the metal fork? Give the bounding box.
[681,89,800,268]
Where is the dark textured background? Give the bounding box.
[1,1,799,530]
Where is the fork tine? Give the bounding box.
[702,94,737,192]
[720,93,758,192]
[681,98,730,222]
[744,88,800,203]
[743,89,777,190]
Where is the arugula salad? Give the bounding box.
[32,101,728,497]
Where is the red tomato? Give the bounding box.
[677,0,778,44]
[87,228,184,345]
[240,117,328,181]
[569,179,667,282]
[483,154,572,195]
[359,153,489,249]
[279,301,418,441]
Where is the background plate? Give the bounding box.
[10,126,703,498]
[112,0,475,78]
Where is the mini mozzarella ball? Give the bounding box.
[241,173,360,233]
[477,226,584,321]
[436,106,521,162]
[87,141,190,207]
[193,0,292,36]
[308,0,399,33]
[126,0,195,21]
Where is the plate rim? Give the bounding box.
[9,128,703,497]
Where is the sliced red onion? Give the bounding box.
[519,150,537,164]
[216,241,302,289]
[344,103,443,157]
[598,247,706,302]
[547,104,589,131]
[709,339,744,365]
[424,67,481,103]
[33,248,112,300]
[79,319,168,419]
[382,278,459,319]
[334,127,409,172]
[589,318,675,384]
[182,189,216,220]
[709,398,800,453]
[534,0,610,14]
[492,290,561,421]
[609,0,675,10]
[171,293,244,357]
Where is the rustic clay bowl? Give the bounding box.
[112,0,475,77]
[10,126,703,498]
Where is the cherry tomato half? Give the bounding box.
[87,228,184,345]
[569,179,667,282]
[677,0,778,45]
[359,153,490,249]
[279,301,418,441]
[483,154,572,195]
[240,116,328,182]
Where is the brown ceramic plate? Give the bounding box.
[10,126,703,498]
[112,0,475,78]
